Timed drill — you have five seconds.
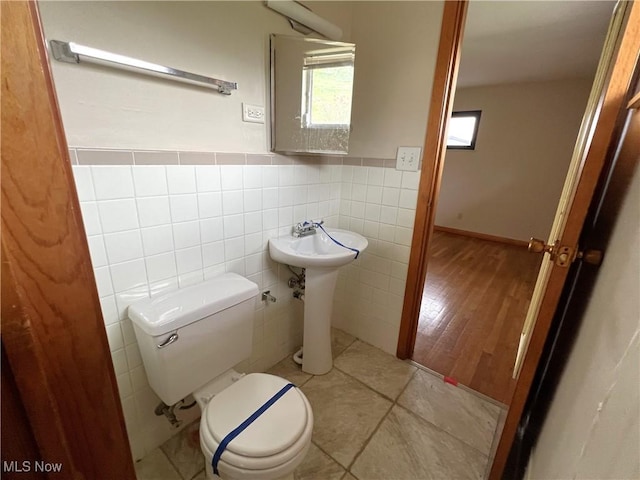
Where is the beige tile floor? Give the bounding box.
[135,329,505,480]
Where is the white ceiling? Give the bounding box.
[457,1,615,88]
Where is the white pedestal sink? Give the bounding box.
[269,227,368,375]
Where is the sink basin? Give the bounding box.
[268,227,368,375]
[269,228,368,269]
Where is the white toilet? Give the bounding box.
[128,273,313,480]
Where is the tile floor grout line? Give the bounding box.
[300,339,391,403]
[394,401,492,461]
[311,335,428,475]
[298,335,401,476]
[296,374,313,388]
[345,402,393,475]
[157,446,183,479]
[188,470,204,480]
[332,340,418,403]
[333,353,494,473]
[406,359,508,409]
[309,440,349,477]
[332,364,401,404]
[342,366,419,474]
[401,361,505,456]
[288,333,360,476]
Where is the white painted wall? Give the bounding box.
[435,79,592,241]
[39,1,352,152]
[526,158,640,479]
[40,0,442,160]
[348,1,443,159]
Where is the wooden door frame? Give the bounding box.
[396,1,640,479]
[1,2,136,478]
[396,0,468,359]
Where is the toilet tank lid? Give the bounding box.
[128,273,258,336]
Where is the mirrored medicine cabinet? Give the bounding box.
[270,34,356,155]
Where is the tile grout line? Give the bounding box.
[398,364,499,459]
[155,447,183,480]
[332,339,413,403]
[303,339,361,477]
[188,467,205,480]
[406,359,508,409]
[343,367,419,475]
[291,334,367,476]
[326,337,420,475]
[312,334,496,475]
[159,418,203,480]
[308,440,349,477]
[333,363,400,404]
[341,358,492,474]
[393,402,491,461]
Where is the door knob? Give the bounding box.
[528,238,555,254]
[577,249,604,266]
[528,238,603,267]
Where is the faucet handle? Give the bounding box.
[292,220,324,237]
[292,222,309,237]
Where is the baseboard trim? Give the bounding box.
[434,225,529,248]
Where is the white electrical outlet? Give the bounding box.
[242,103,265,124]
[396,146,422,171]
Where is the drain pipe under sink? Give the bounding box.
[292,290,304,365]
[292,347,303,365]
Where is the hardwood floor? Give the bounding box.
[412,231,542,405]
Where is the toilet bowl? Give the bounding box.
[128,273,313,480]
[197,373,313,480]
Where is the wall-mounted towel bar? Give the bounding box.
[49,40,238,95]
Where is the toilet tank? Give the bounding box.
[128,273,258,406]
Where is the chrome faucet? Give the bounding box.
[293,220,323,238]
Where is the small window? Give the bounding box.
[447,110,481,150]
[301,50,355,128]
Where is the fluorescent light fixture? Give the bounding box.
[265,1,343,41]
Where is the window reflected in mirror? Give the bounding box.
[271,35,356,155]
[302,50,354,128]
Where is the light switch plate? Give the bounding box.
[396,146,422,171]
[242,103,265,124]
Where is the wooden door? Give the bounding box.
[512,2,631,379]
[1,2,136,478]
[396,1,640,478]
[490,3,639,476]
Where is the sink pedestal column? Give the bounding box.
[302,266,339,375]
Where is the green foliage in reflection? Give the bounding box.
[310,65,354,126]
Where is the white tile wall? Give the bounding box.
[333,165,420,354]
[72,152,420,461]
[71,158,343,460]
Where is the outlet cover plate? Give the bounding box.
[396,146,422,171]
[242,103,265,124]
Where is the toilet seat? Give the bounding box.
[200,373,313,475]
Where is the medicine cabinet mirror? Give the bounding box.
[270,34,356,155]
